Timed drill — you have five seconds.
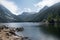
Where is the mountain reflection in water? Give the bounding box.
[40,23,60,38]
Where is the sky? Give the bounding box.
[0,0,60,15]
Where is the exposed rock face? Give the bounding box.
[0,25,23,40]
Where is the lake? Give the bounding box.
[0,22,60,40]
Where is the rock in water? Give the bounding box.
[16,27,24,32]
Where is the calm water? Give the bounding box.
[0,22,60,40]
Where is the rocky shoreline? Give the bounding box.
[0,25,31,40]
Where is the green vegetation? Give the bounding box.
[47,13,60,23]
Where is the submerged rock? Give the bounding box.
[21,37,31,40]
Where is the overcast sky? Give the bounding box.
[0,0,60,15]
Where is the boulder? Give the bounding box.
[16,27,24,32]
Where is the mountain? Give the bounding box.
[39,6,48,13]
[0,4,21,22]
[31,2,60,22]
[1,2,60,22]
[17,2,60,22]
[18,6,48,22]
[18,12,37,21]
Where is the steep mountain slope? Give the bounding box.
[0,4,21,22]
[17,2,60,22]
[31,2,60,22]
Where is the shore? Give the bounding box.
[0,25,23,40]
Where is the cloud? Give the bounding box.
[0,0,22,15]
[23,8,32,12]
[34,0,60,12]
[1,0,60,15]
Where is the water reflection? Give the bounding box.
[40,23,60,38]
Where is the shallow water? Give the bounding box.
[0,22,59,40]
